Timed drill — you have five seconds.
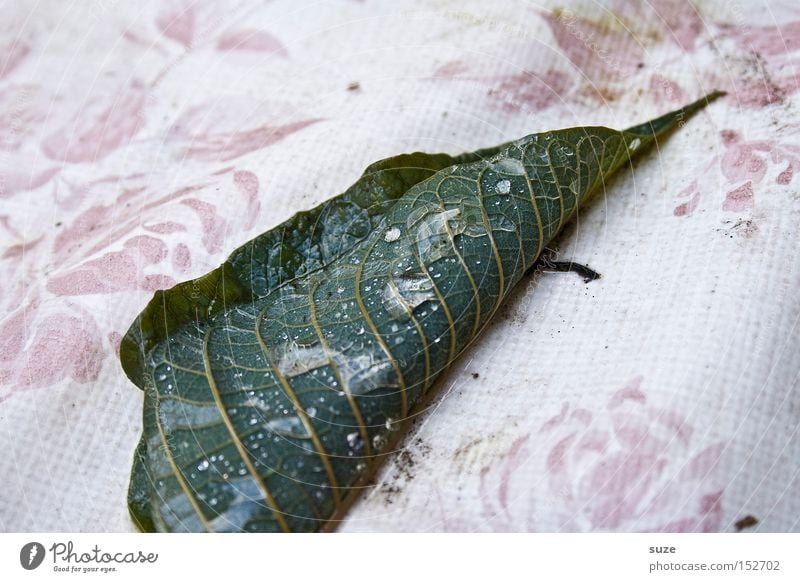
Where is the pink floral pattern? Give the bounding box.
[1,0,798,532]
[157,2,197,48]
[432,60,572,114]
[671,129,799,222]
[0,164,275,402]
[0,299,104,398]
[217,29,288,56]
[166,104,322,162]
[41,81,148,164]
[0,0,326,410]
[478,378,726,532]
[717,20,800,107]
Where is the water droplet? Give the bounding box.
[382,272,436,320]
[494,216,517,232]
[197,460,209,472]
[416,208,461,263]
[160,399,219,430]
[495,179,511,194]
[306,406,317,418]
[382,225,402,244]
[346,431,361,448]
[276,341,329,377]
[372,433,388,451]
[491,157,525,175]
[265,416,312,439]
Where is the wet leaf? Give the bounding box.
[121,92,724,532]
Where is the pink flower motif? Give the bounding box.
[233,170,261,230]
[650,74,687,105]
[217,29,288,56]
[673,180,700,217]
[717,130,800,217]
[157,3,196,48]
[489,70,572,114]
[0,167,59,200]
[722,182,754,212]
[181,198,228,254]
[168,104,322,162]
[541,377,725,531]
[540,9,644,83]
[479,377,726,531]
[722,20,800,58]
[720,132,770,184]
[431,60,469,79]
[172,242,192,272]
[430,60,572,115]
[716,21,800,107]
[672,130,799,222]
[720,130,800,188]
[0,300,104,399]
[644,0,705,52]
[0,161,268,400]
[46,235,175,296]
[41,81,147,164]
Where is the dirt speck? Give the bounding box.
[734,515,759,531]
[378,484,401,504]
[378,438,431,506]
[453,437,483,459]
[498,301,529,325]
[717,218,758,239]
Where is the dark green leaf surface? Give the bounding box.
[121,92,723,532]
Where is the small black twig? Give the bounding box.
[538,258,601,283]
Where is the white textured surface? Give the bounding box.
[0,0,798,532]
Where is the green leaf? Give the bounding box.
[121,92,724,532]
